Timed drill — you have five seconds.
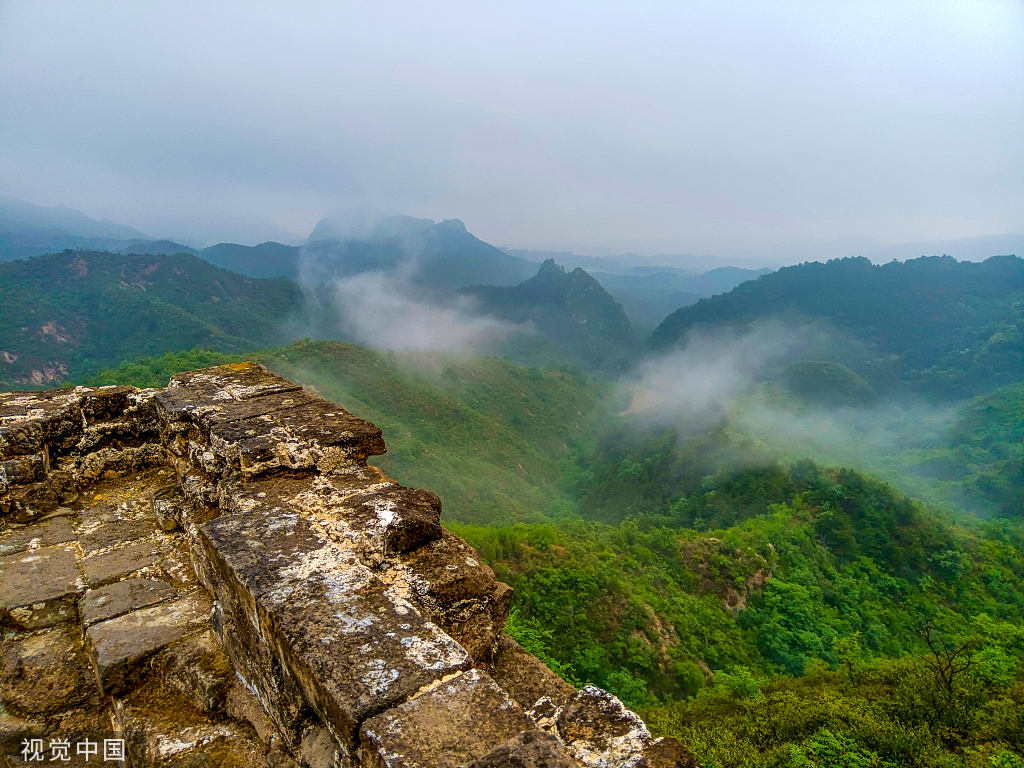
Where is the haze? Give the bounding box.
[1,0,1021,262]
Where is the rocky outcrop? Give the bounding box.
[1,363,699,767]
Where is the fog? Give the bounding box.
[1,1,1021,262]
[622,323,965,506]
[292,235,531,355]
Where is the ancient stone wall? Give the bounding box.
[1,363,697,767]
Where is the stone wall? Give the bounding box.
[1,363,698,767]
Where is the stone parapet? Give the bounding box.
[0,363,699,767]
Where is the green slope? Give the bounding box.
[463,259,640,373]
[201,241,300,279]
[648,255,1024,398]
[0,250,302,386]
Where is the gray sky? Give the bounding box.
[1,0,1021,260]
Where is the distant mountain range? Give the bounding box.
[0,196,152,240]
[648,254,1024,398]
[300,216,536,290]
[590,266,773,332]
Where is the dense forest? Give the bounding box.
[650,255,1024,399]
[0,250,302,385]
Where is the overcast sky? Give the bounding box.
[1,1,1021,260]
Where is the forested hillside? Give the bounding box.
[463,258,640,372]
[649,255,1024,398]
[0,250,302,386]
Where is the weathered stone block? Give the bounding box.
[198,510,472,750]
[462,729,580,768]
[489,634,576,711]
[150,630,233,713]
[79,578,178,626]
[225,680,279,748]
[80,540,163,585]
[169,362,304,402]
[148,483,185,531]
[85,590,212,695]
[212,599,315,748]
[155,363,384,480]
[627,737,701,768]
[0,543,81,629]
[159,540,199,589]
[114,683,267,768]
[359,668,534,768]
[71,443,167,486]
[274,474,444,564]
[79,385,136,422]
[1,454,45,485]
[0,391,84,458]
[78,517,159,556]
[0,626,98,717]
[390,530,513,662]
[555,686,652,768]
[0,420,43,459]
[300,725,347,768]
[6,479,60,522]
[0,515,76,556]
[272,401,386,465]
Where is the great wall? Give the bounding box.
[0,362,698,767]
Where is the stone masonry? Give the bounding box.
[1,363,698,767]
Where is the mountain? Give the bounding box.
[0,250,302,386]
[0,196,152,240]
[501,247,776,273]
[0,197,157,262]
[120,239,199,256]
[307,212,436,242]
[648,254,1024,398]
[200,241,301,279]
[0,231,151,262]
[462,259,639,372]
[591,266,773,331]
[303,215,536,290]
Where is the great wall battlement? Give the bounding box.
[0,363,696,767]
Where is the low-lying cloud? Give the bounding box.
[292,237,530,354]
[621,321,822,424]
[622,321,964,504]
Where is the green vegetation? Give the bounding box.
[649,255,1024,399]
[779,360,878,408]
[0,250,301,386]
[909,383,1024,519]
[463,258,639,373]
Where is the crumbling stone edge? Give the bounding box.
[1,363,699,767]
